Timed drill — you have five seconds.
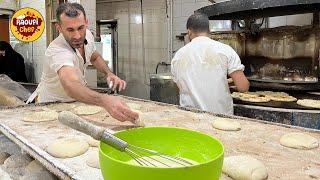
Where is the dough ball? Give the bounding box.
[86,149,100,169]
[46,138,89,158]
[211,117,241,131]
[222,155,268,180]
[280,132,318,150]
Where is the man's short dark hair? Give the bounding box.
[186,13,209,33]
[56,2,86,22]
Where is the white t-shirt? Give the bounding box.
[37,29,96,103]
[171,36,244,115]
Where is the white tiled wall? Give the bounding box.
[0,0,17,11]
[96,0,167,99]
[172,0,212,53]
[81,0,96,35]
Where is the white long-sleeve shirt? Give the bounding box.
[171,36,244,115]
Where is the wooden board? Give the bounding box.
[0,96,319,179]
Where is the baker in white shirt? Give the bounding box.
[171,13,249,115]
[28,2,138,122]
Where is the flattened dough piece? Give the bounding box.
[223,155,268,180]
[211,117,241,131]
[280,132,318,150]
[86,149,100,169]
[46,138,89,158]
[44,103,76,112]
[297,99,320,109]
[23,111,59,122]
[73,105,103,115]
[127,102,142,110]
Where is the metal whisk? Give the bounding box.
[58,111,194,167]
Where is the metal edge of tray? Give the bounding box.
[117,95,320,133]
[248,78,318,84]
[0,123,80,180]
[1,95,319,133]
[149,74,173,80]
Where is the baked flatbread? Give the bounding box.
[297,99,320,109]
[239,96,271,103]
[255,91,289,97]
[264,95,297,102]
[232,91,296,102]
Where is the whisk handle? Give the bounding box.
[101,131,128,151]
[58,111,105,140]
[59,111,128,151]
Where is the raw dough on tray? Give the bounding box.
[223,155,268,180]
[211,117,241,131]
[23,111,59,122]
[280,132,318,150]
[86,149,100,169]
[46,138,89,158]
[44,103,76,112]
[73,105,103,115]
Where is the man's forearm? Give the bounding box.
[91,54,113,77]
[61,78,106,106]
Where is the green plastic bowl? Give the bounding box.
[99,126,224,180]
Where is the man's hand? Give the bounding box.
[106,73,126,92]
[102,95,138,122]
[58,66,136,122]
